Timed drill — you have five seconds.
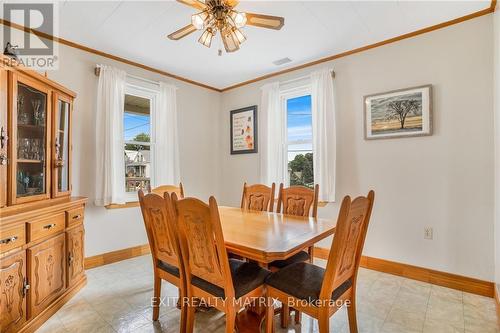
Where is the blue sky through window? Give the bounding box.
[124,112,150,141]
[287,95,312,143]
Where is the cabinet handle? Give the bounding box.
[72,214,82,220]
[43,223,56,230]
[68,253,74,266]
[0,126,7,149]
[0,236,18,245]
[22,278,30,297]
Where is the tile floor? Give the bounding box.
[36,256,499,333]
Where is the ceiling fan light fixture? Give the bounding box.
[231,11,247,28]
[198,28,214,47]
[191,11,208,30]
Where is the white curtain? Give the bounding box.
[94,65,126,206]
[260,82,285,185]
[311,69,336,202]
[153,82,180,186]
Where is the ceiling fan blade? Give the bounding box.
[176,0,206,10]
[168,24,197,40]
[245,13,284,30]
[222,30,240,53]
[225,0,239,7]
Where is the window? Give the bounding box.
[123,83,157,198]
[283,90,314,188]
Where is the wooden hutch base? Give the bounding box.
[0,56,87,333]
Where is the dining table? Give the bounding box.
[217,206,337,332]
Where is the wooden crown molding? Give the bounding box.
[314,247,495,298]
[1,0,495,93]
[221,0,497,92]
[0,18,222,93]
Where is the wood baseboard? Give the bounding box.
[314,247,494,298]
[84,244,151,269]
[18,276,87,333]
[495,284,500,324]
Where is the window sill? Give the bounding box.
[105,201,140,209]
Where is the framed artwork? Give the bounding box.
[230,105,257,154]
[364,85,432,140]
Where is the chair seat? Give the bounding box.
[191,259,270,299]
[269,250,310,269]
[266,262,352,306]
[157,260,180,277]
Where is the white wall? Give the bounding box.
[46,44,221,257]
[218,16,495,281]
[494,8,500,290]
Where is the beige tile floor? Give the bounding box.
[36,256,499,333]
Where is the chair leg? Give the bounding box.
[179,289,186,333]
[280,303,290,328]
[185,298,196,333]
[152,274,161,321]
[225,306,237,333]
[347,297,358,333]
[318,314,329,333]
[265,297,274,333]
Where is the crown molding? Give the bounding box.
[220,0,496,92]
[0,18,222,92]
[0,0,495,93]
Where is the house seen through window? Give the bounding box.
[124,94,151,193]
[286,94,314,188]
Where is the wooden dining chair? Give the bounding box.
[171,194,271,333]
[138,190,186,331]
[272,184,320,325]
[149,182,185,198]
[240,182,276,212]
[265,191,375,333]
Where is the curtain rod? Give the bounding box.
[94,65,159,86]
[279,69,336,86]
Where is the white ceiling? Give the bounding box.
[13,1,496,89]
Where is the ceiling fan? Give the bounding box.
[168,0,285,53]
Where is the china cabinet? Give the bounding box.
[0,55,87,333]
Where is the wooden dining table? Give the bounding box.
[217,206,337,332]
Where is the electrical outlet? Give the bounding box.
[424,227,433,240]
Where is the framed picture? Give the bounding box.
[364,85,432,140]
[230,105,258,154]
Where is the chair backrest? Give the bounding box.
[138,190,181,269]
[319,191,375,303]
[149,183,185,198]
[171,195,235,296]
[240,182,276,212]
[276,184,319,218]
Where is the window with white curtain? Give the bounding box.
[281,86,314,188]
[123,81,158,200]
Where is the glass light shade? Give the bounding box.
[191,12,208,30]
[231,11,247,28]
[198,28,214,48]
[231,28,246,44]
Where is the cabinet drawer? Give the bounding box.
[0,224,26,254]
[27,213,65,242]
[66,207,84,228]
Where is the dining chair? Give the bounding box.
[138,190,186,331]
[149,182,185,198]
[240,182,276,212]
[171,194,271,333]
[272,183,320,326]
[265,191,375,333]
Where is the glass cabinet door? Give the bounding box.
[10,74,51,204]
[52,93,71,197]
